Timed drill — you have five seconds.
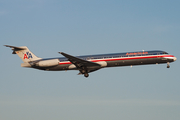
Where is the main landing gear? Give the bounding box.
[84,73,89,78]
[167,62,170,68]
[80,69,89,78]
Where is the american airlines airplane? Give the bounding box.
[5,45,177,77]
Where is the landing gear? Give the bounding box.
[81,69,86,74]
[167,62,170,68]
[80,69,89,78]
[84,73,89,78]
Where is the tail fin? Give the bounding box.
[4,45,41,63]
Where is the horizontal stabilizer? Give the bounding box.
[4,45,26,54]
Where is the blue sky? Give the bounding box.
[1,0,180,120]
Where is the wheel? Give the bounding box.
[84,73,89,78]
[81,69,86,74]
[167,65,170,68]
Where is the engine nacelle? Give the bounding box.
[36,59,60,67]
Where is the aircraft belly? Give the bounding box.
[45,64,72,71]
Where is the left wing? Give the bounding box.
[59,52,100,68]
[59,52,101,75]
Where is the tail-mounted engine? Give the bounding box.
[35,59,60,67]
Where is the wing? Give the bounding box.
[59,52,101,73]
[59,52,100,68]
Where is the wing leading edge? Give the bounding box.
[59,52,101,77]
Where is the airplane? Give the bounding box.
[4,45,177,78]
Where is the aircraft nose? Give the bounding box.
[174,57,177,61]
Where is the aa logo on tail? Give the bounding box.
[24,52,33,59]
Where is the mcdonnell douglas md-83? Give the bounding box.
[5,45,177,78]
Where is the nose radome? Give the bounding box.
[174,57,177,61]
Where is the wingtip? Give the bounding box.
[4,45,14,48]
[4,45,13,48]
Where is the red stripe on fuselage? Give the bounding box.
[59,55,175,65]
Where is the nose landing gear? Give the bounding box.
[167,62,170,68]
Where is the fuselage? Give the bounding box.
[31,50,177,71]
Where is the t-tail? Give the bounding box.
[4,45,41,67]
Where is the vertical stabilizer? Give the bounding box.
[4,45,41,63]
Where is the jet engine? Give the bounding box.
[36,59,60,67]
